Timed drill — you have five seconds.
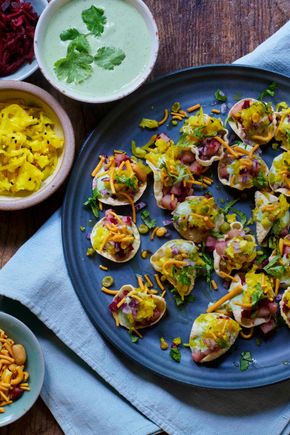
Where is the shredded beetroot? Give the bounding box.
[0,0,38,76]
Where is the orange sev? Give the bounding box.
[187,103,200,113]
[207,284,243,313]
[91,156,105,177]
[144,274,153,287]
[274,279,280,296]
[154,274,165,291]
[219,271,239,282]
[116,192,136,223]
[158,109,169,126]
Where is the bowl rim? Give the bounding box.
[0,0,48,81]
[0,311,45,427]
[0,80,75,211]
[34,0,159,103]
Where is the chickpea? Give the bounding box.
[12,344,26,365]
[156,227,167,237]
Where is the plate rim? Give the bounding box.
[62,64,290,389]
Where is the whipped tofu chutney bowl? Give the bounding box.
[34,0,159,103]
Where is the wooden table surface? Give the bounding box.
[0,0,289,433]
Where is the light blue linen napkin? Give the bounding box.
[1,20,290,435]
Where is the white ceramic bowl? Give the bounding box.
[0,312,45,427]
[0,0,48,81]
[0,81,75,211]
[34,0,159,103]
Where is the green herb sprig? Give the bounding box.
[54,6,126,84]
[258,82,278,101]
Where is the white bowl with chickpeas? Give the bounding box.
[0,312,44,426]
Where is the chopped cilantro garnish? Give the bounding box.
[221,198,239,214]
[197,252,214,284]
[239,351,253,371]
[258,82,278,101]
[215,89,227,102]
[170,346,181,363]
[231,208,248,226]
[263,255,285,278]
[141,210,156,229]
[84,188,100,218]
[115,174,137,192]
[252,171,268,189]
[256,253,268,265]
[170,289,196,307]
[129,333,139,344]
[251,283,264,306]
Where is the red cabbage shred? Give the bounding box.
[0,0,38,76]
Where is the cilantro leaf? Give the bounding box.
[170,346,181,363]
[232,208,248,226]
[171,289,195,307]
[263,255,286,278]
[258,82,278,101]
[54,52,93,84]
[251,283,264,306]
[198,252,214,283]
[83,188,101,218]
[115,174,137,192]
[215,89,227,102]
[141,210,156,229]
[60,28,82,41]
[221,198,239,213]
[67,35,90,54]
[240,351,253,371]
[252,171,268,189]
[129,333,139,344]
[94,47,125,70]
[82,5,107,36]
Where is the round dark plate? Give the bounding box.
[62,65,290,389]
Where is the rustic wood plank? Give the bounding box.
[0,0,289,433]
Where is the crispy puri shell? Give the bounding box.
[90,216,140,263]
[280,287,290,328]
[218,153,269,190]
[254,190,278,244]
[113,285,166,329]
[146,160,165,209]
[172,196,224,243]
[269,153,290,197]
[150,239,198,297]
[228,98,276,146]
[190,114,227,166]
[228,275,272,328]
[213,221,247,277]
[274,110,290,152]
[92,162,147,205]
[189,313,240,363]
